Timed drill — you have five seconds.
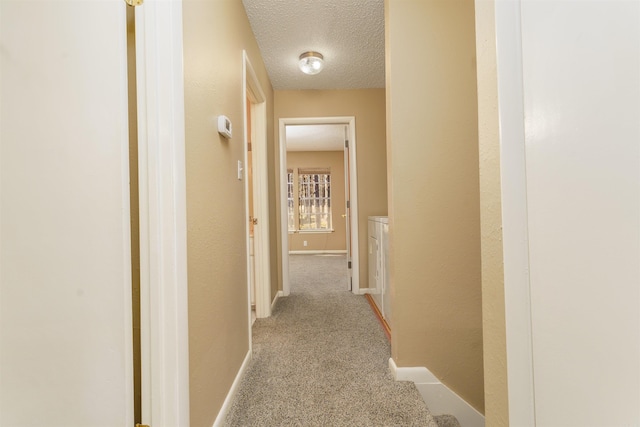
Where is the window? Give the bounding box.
[287,170,295,232]
[287,167,333,232]
[298,169,332,231]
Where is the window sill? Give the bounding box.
[289,229,334,234]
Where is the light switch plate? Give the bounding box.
[237,160,243,180]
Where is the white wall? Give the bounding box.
[0,2,133,425]
[499,1,640,424]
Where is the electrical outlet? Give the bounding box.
[303,240,308,247]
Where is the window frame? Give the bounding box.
[287,167,333,233]
[286,169,295,232]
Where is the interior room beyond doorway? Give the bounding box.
[280,118,360,295]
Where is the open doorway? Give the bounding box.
[243,51,271,324]
[279,117,360,296]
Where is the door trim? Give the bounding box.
[494,0,536,424]
[343,125,352,291]
[135,1,190,425]
[243,51,271,320]
[278,117,360,295]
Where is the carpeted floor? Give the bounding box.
[223,254,438,427]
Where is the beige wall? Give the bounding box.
[274,89,388,291]
[475,0,509,424]
[182,1,274,426]
[287,151,346,252]
[385,0,484,413]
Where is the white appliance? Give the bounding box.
[368,216,391,329]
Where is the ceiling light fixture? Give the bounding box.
[298,51,324,75]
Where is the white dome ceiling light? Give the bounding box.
[298,51,324,75]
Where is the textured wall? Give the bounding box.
[385,0,484,413]
[182,1,274,425]
[274,89,388,291]
[287,151,347,252]
[475,0,509,424]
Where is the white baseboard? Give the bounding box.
[271,290,283,311]
[288,250,347,255]
[389,358,485,427]
[212,351,251,427]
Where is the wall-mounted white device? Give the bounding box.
[218,115,232,139]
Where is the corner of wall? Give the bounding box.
[389,358,486,427]
[212,351,251,427]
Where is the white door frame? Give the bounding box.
[279,117,360,296]
[135,1,190,425]
[243,51,271,319]
[494,0,536,424]
[343,125,352,291]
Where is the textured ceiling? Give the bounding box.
[286,124,346,151]
[242,0,385,90]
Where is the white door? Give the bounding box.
[0,1,134,426]
[522,2,640,424]
[499,1,640,425]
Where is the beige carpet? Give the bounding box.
[223,254,439,427]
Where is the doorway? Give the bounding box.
[279,117,360,296]
[243,51,271,322]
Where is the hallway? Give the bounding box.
[4,1,639,425]
[224,255,438,426]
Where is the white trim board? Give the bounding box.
[288,250,347,255]
[389,358,485,427]
[212,351,252,427]
[494,0,536,424]
[135,1,190,425]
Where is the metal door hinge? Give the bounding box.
[346,200,350,209]
[348,261,352,269]
[125,0,143,6]
[345,140,349,148]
